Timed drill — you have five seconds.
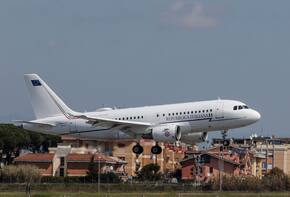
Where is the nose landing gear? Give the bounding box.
[221,130,230,147]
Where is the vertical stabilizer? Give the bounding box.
[24,74,75,119]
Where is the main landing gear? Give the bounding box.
[151,143,162,155]
[132,143,144,155]
[132,143,162,155]
[221,130,230,147]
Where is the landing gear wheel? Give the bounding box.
[151,145,162,155]
[223,139,230,147]
[132,144,143,155]
[221,130,230,147]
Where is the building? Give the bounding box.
[14,145,126,177]
[180,146,242,181]
[14,153,54,176]
[60,135,187,176]
[180,152,240,181]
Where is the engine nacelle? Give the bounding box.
[180,132,208,144]
[144,125,181,143]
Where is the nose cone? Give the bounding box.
[249,110,261,123]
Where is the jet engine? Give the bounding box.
[143,124,181,143]
[180,132,208,144]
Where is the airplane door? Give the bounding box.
[69,120,77,133]
[214,100,224,119]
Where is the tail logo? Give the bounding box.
[31,80,42,86]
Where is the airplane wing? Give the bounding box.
[12,120,55,128]
[70,114,152,130]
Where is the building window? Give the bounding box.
[199,166,203,174]
[59,168,64,177]
[60,157,65,166]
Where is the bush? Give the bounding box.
[0,165,41,183]
[136,163,163,182]
[262,167,288,191]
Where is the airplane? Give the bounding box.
[14,74,261,155]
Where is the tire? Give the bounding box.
[151,145,162,155]
[223,140,230,147]
[132,144,143,154]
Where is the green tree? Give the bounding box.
[0,124,61,164]
[136,163,163,181]
[262,167,288,191]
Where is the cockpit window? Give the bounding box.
[234,105,250,111]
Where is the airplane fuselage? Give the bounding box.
[24,99,260,142]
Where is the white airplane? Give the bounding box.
[14,74,261,155]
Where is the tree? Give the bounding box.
[136,163,163,181]
[0,124,61,164]
[262,167,288,191]
[87,156,98,179]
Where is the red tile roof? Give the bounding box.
[14,153,54,162]
[67,154,93,162]
[67,153,124,164]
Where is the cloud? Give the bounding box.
[162,0,221,29]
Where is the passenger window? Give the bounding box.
[233,106,237,110]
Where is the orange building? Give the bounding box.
[14,152,126,177]
[60,136,187,176]
[14,153,54,176]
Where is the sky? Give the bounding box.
[0,0,290,139]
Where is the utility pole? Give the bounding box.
[98,156,101,193]
[219,145,224,192]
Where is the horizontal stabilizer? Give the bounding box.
[12,120,55,127]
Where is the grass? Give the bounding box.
[1,192,290,197]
